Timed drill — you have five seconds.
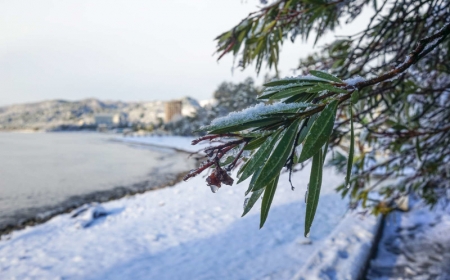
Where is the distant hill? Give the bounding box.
[0,97,202,131]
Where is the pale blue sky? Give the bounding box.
[0,1,368,106]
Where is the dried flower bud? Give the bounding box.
[206,171,221,188]
[216,167,234,186]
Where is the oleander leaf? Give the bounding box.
[253,119,302,191]
[310,70,343,83]
[268,86,312,100]
[260,175,280,228]
[237,130,283,184]
[299,100,338,162]
[259,83,315,99]
[242,188,264,217]
[318,83,348,93]
[351,90,360,104]
[207,117,281,134]
[415,137,422,161]
[238,157,251,176]
[263,76,331,87]
[305,147,323,237]
[283,92,318,104]
[345,107,354,186]
[297,114,318,146]
[244,135,270,151]
[245,168,262,195]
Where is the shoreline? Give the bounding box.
[0,139,203,239]
[0,170,190,239]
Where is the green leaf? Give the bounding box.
[220,156,235,167]
[261,103,311,115]
[268,86,311,100]
[351,90,360,104]
[263,76,330,87]
[299,100,338,162]
[305,148,323,237]
[238,131,271,138]
[322,139,329,166]
[318,83,347,93]
[263,20,276,33]
[260,175,280,228]
[253,119,302,191]
[207,117,281,134]
[306,84,326,93]
[297,114,318,146]
[309,70,343,83]
[345,107,354,186]
[415,137,422,161]
[258,90,280,100]
[238,157,251,176]
[237,130,283,184]
[259,83,316,100]
[283,92,317,104]
[242,188,264,217]
[244,135,270,151]
[245,168,262,195]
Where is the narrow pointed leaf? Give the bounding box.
[245,168,262,195]
[415,137,422,161]
[322,141,329,165]
[244,135,270,151]
[264,76,330,87]
[253,119,302,191]
[220,156,235,166]
[260,175,279,228]
[237,130,283,184]
[310,70,343,83]
[305,148,323,237]
[258,91,279,100]
[351,90,360,104]
[207,117,281,134]
[299,100,338,162]
[296,114,318,146]
[283,92,317,104]
[269,86,311,100]
[345,107,354,186]
[242,188,264,217]
[306,85,326,93]
[238,157,251,175]
[318,83,347,93]
[259,83,315,99]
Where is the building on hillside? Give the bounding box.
[94,113,126,127]
[164,100,182,123]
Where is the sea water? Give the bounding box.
[0,132,195,232]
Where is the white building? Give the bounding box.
[94,113,126,127]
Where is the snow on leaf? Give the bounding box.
[200,102,309,132]
[344,76,366,86]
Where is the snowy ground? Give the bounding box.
[294,212,381,280]
[0,136,353,279]
[367,195,450,279]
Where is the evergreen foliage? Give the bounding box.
[184,0,450,235]
[165,78,260,136]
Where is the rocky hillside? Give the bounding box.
[0,97,202,131]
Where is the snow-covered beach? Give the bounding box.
[0,133,197,236]
[0,135,354,279]
[3,135,447,279]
